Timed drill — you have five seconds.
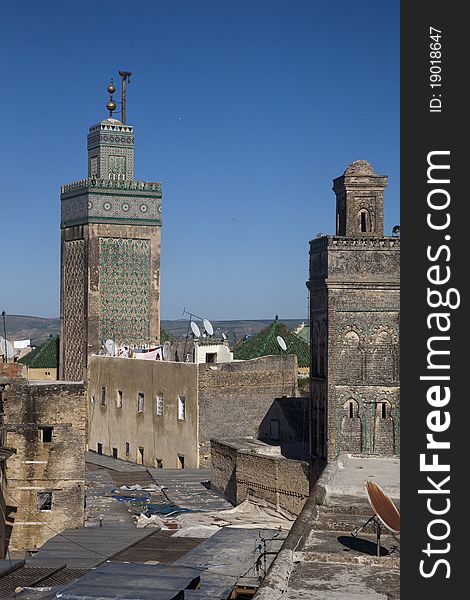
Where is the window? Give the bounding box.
[97,443,103,454]
[381,403,387,419]
[178,396,186,420]
[137,392,145,413]
[39,426,53,443]
[156,395,163,416]
[205,352,217,364]
[112,448,118,459]
[125,442,130,458]
[101,386,106,406]
[137,446,144,465]
[177,455,185,469]
[156,458,163,468]
[117,390,123,408]
[349,402,354,419]
[37,491,53,511]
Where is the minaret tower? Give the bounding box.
[59,76,162,381]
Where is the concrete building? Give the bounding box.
[88,354,298,469]
[59,86,162,382]
[1,378,87,553]
[307,160,400,476]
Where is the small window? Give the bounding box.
[156,458,163,468]
[137,446,144,465]
[39,426,53,443]
[349,402,354,419]
[178,396,186,420]
[37,491,53,511]
[270,419,280,441]
[137,392,145,413]
[101,386,106,406]
[156,395,163,416]
[97,443,103,454]
[125,442,130,458]
[205,352,217,364]
[381,403,387,419]
[117,390,123,408]
[177,455,185,469]
[112,447,118,459]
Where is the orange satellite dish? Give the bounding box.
[365,480,400,534]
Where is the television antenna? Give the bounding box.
[0,337,14,361]
[352,480,400,556]
[203,319,214,336]
[276,336,287,351]
[105,339,116,356]
[190,321,201,338]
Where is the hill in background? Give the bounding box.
[4,315,308,348]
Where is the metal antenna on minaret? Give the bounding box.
[119,71,132,124]
[106,79,117,117]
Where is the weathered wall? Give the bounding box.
[211,439,309,515]
[3,381,86,552]
[308,236,400,465]
[257,397,309,461]
[88,356,199,468]
[26,368,58,381]
[198,356,298,467]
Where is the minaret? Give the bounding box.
[307,160,400,481]
[59,78,162,381]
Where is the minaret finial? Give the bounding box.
[118,71,132,124]
[106,79,117,118]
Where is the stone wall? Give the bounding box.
[198,356,298,467]
[88,356,199,469]
[2,381,87,552]
[211,439,309,515]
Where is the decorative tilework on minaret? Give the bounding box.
[59,88,162,381]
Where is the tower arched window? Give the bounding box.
[359,209,371,233]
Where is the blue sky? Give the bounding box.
[1,0,399,320]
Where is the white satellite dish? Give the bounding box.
[276,336,287,351]
[203,319,214,336]
[0,338,14,360]
[190,321,201,338]
[105,339,116,356]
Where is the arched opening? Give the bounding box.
[358,209,371,233]
[340,398,362,453]
[373,400,396,454]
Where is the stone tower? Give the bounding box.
[307,160,400,477]
[59,95,162,381]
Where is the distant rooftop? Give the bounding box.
[233,318,310,367]
[18,335,59,369]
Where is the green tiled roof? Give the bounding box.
[160,328,177,342]
[19,336,59,369]
[233,320,310,368]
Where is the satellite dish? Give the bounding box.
[222,333,227,340]
[203,319,214,336]
[392,225,400,236]
[105,339,116,356]
[276,336,287,351]
[190,321,201,338]
[0,338,14,360]
[365,481,400,534]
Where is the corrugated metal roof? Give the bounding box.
[56,561,203,600]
